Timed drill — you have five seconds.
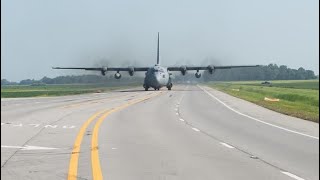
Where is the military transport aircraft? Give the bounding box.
[53,33,259,91]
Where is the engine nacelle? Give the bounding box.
[195,72,201,78]
[128,67,135,76]
[101,67,107,76]
[114,72,122,79]
[180,66,187,75]
[207,65,215,74]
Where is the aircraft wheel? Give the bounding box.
[145,87,149,91]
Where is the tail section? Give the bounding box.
[156,32,160,65]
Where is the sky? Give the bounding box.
[1,0,319,81]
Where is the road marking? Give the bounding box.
[220,142,235,149]
[1,123,76,129]
[111,147,117,150]
[29,124,41,128]
[44,125,58,128]
[91,111,111,180]
[91,93,161,180]
[198,85,319,140]
[68,110,106,180]
[281,171,305,180]
[175,108,178,111]
[179,118,185,122]
[63,125,76,129]
[1,145,58,150]
[12,123,22,127]
[68,94,158,180]
[192,128,200,132]
[176,113,179,115]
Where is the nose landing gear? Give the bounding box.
[167,83,172,91]
[143,84,149,91]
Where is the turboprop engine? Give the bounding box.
[114,72,122,79]
[101,67,107,76]
[195,71,201,78]
[207,65,215,74]
[128,67,134,76]
[180,66,187,75]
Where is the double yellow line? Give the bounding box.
[67,92,161,180]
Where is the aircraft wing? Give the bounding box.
[167,65,260,74]
[52,67,149,71]
[52,67,149,76]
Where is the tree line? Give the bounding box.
[202,64,317,82]
[1,64,318,86]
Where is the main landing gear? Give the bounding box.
[167,83,172,91]
[143,84,149,91]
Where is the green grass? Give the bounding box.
[234,80,319,90]
[207,80,319,122]
[1,83,139,98]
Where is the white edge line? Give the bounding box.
[192,127,200,132]
[179,118,185,122]
[281,171,305,180]
[220,142,235,149]
[198,85,319,140]
[1,145,22,149]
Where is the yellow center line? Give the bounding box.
[91,92,162,180]
[67,109,107,180]
[67,92,162,180]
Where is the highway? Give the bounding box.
[1,85,319,180]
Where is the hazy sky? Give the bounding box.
[1,0,319,81]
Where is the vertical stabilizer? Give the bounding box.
[157,32,160,65]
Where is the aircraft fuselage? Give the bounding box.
[143,64,172,91]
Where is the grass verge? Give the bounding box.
[1,83,140,98]
[206,80,319,123]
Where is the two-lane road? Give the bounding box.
[1,85,318,180]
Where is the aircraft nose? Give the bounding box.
[155,74,161,81]
[153,74,161,85]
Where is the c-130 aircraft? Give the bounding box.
[53,33,259,91]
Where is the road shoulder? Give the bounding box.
[200,85,319,138]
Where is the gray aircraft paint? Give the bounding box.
[143,65,171,90]
[143,33,172,90]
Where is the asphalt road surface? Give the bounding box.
[1,85,319,180]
